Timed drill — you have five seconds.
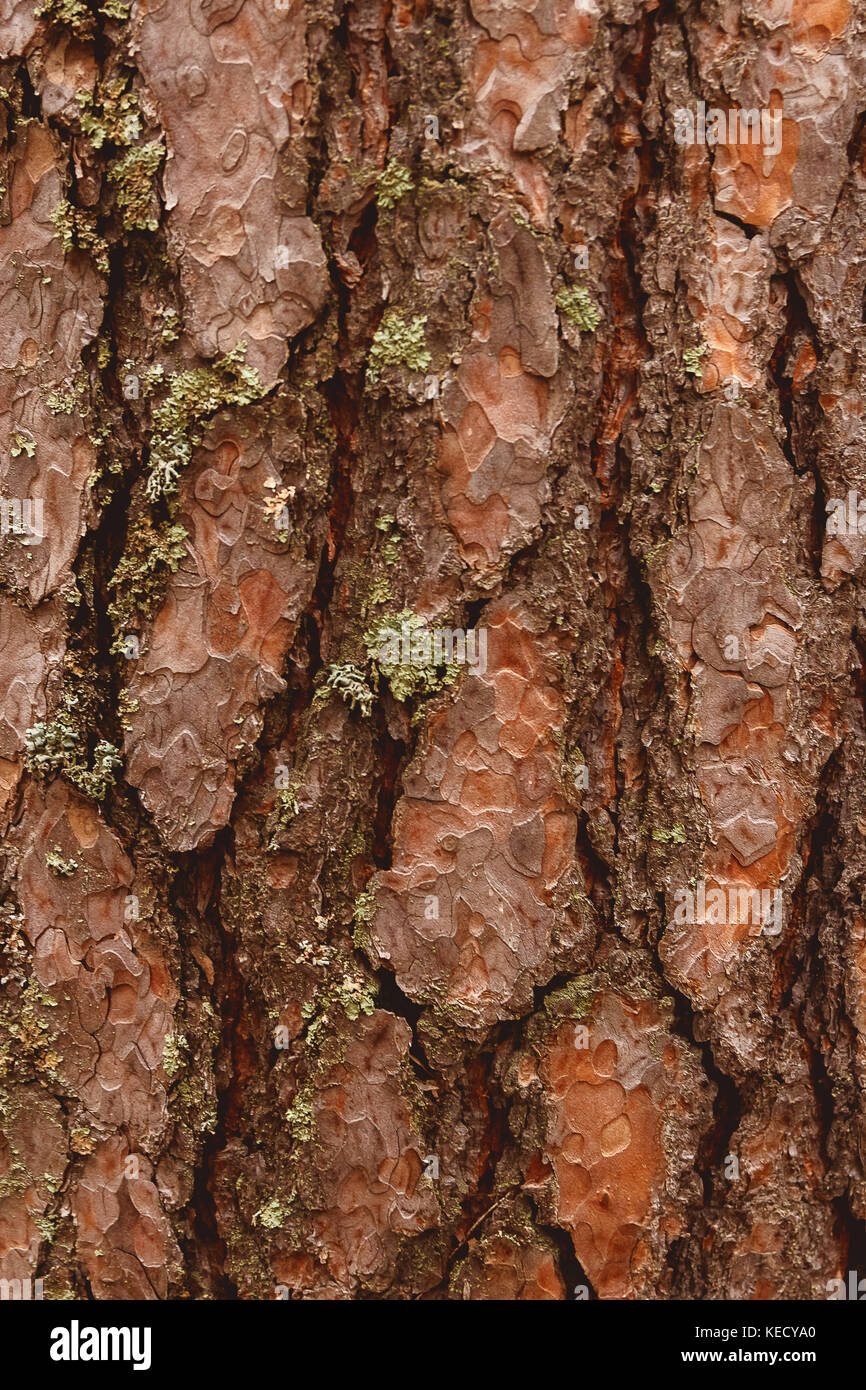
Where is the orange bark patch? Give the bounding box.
[713,108,798,227]
[538,992,706,1298]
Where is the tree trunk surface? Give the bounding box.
[0,0,865,1302]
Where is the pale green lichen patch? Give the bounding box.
[10,431,35,458]
[145,343,266,499]
[652,822,686,844]
[351,886,378,958]
[51,200,110,274]
[35,0,94,35]
[158,307,181,343]
[45,387,79,416]
[376,161,414,209]
[367,312,431,382]
[25,708,122,802]
[252,1197,293,1229]
[0,979,61,1081]
[556,285,601,332]
[24,660,122,802]
[375,513,403,564]
[683,342,709,376]
[108,141,164,232]
[334,970,377,1021]
[107,516,188,643]
[162,1033,188,1077]
[323,663,374,716]
[45,847,78,877]
[76,80,141,149]
[285,1088,315,1144]
[544,974,598,1022]
[364,610,459,702]
[352,887,377,928]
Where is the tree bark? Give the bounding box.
[0,0,865,1301]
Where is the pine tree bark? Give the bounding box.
[0,0,865,1301]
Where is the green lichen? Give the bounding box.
[364,610,458,702]
[367,312,431,383]
[285,1088,315,1144]
[556,286,601,332]
[252,1197,293,1230]
[34,1212,60,1242]
[25,699,122,801]
[158,307,181,344]
[76,81,141,149]
[45,388,77,416]
[50,199,109,274]
[683,342,709,377]
[139,363,165,394]
[10,431,35,458]
[545,974,598,1022]
[107,517,188,644]
[35,0,95,35]
[266,777,303,851]
[45,847,78,878]
[69,1126,96,1155]
[99,0,131,18]
[0,979,61,1081]
[368,573,392,606]
[108,141,164,232]
[171,1072,217,1133]
[145,342,265,499]
[376,161,414,210]
[652,822,687,845]
[162,1033,188,1078]
[335,971,377,1022]
[274,784,299,821]
[351,886,378,955]
[323,663,374,717]
[352,887,377,927]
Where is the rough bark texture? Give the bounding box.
[1,0,865,1302]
